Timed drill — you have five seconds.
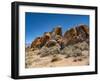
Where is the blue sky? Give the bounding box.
[25,12,89,44]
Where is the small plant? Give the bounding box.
[51,56,61,62]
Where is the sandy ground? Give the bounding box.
[25,49,89,68]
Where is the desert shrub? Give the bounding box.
[65,54,70,58]
[78,58,82,61]
[39,47,50,57]
[25,59,33,68]
[82,50,89,56]
[51,55,61,62]
[39,46,60,57]
[49,46,60,54]
[61,46,74,57]
[73,59,77,62]
[74,41,89,50]
[72,48,82,57]
[61,44,82,57]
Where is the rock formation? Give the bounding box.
[30,24,89,50]
[31,32,51,48]
[51,26,62,40]
[31,26,63,49]
[31,37,41,48]
[63,24,89,46]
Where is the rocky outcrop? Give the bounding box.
[63,24,89,46]
[30,24,89,50]
[31,32,51,48]
[51,26,62,40]
[31,26,63,49]
[31,37,41,48]
[52,26,62,35]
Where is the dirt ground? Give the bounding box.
[25,50,89,68]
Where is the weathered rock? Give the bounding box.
[54,26,62,36]
[51,26,62,39]
[48,46,60,54]
[31,33,51,48]
[43,32,51,39]
[56,37,65,50]
[31,24,89,52]
[75,25,89,42]
[38,47,50,57]
[40,35,50,47]
[63,25,89,46]
[55,35,62,41]
[31,37,41,48]
[45,40,58,47]
[76,24,89,37]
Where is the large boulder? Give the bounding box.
[45,40,58,47]
[76,24,89,41]
[31,37,41,48]
[51,26,62,39]
[63,27,77,45]
[43,32,51,39]
[40,34,51,47]
[76,24,89,37]
[54,26,62,36]
[63,24,89,46]
[31,32,51,49]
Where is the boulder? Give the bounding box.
[45,40,58,47]
[54,26,62,36]
[43,32,51,39]
[31,33,51,49]
[51,26,62,39]
[63,27,77,45]
[63,24,89,46]
[76,24,89,37]
[76,24,89,41]
[40,35,50,47]
[31,37,41,48]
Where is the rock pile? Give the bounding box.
[30,24,89,50]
